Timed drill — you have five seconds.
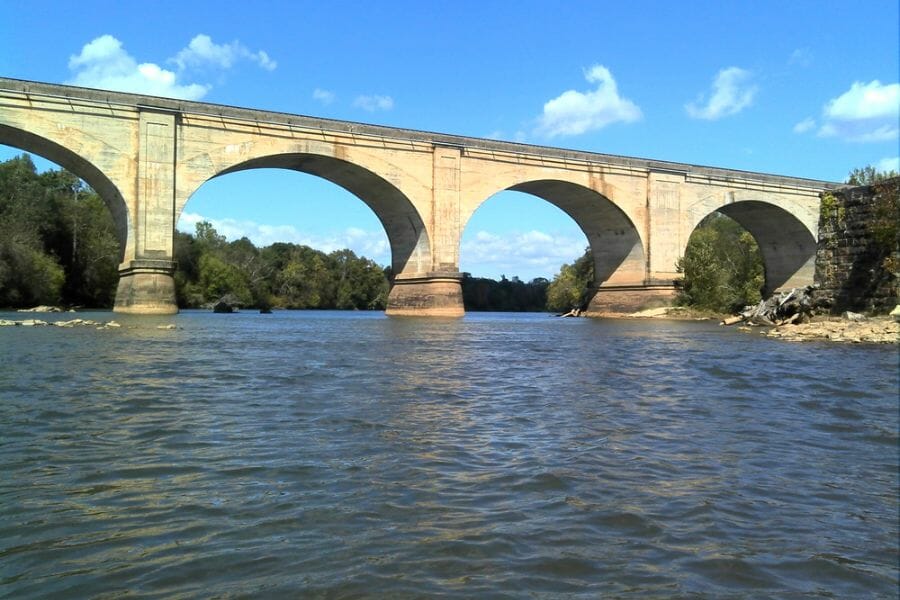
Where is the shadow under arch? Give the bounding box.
[705,200,817,294]
[198,153,431,276]
[0,125,129,261]
[497,179,645,285]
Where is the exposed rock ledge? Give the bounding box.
[0,318,121,329]
[600,306,898,344]
[604,306,720,320]
[752,317,898,344]
[16,305,69,313]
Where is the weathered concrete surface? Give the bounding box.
[0,77,836,316]
[114,260,179,314]
[386,274,466,317]
[814,179,900,314]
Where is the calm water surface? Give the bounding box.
[1,310,897,598]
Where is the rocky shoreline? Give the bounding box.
[611,306,898,344]
[0,317,178,330]
[751,317,898,344]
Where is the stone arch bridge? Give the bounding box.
[0,78,836,316]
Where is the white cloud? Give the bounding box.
[817,80,899,142]
[685,67,757,120]
[877,156,899,174]
[171,34,276,71]
[313,88,335,104]
[793,117,816,134]
[68,35,209,100]
[535,65,642,137]
[353,95,394,111]
[67,34,276,101]
[460,229,587,279]
[789,48,813,67]
[177,212,390,263]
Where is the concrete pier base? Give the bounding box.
[114,260,179,315]
[386,273,465,317]
[584,284,678,316]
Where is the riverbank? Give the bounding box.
[601,306,898,344]
[753,316,898,344]
[599,306,725,320]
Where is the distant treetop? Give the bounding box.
[846,165,899,186]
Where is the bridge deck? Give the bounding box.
[0,77,837,191]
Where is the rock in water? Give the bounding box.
[213,299,235,313]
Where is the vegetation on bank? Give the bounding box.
[0,155,120,308]
[174,224,389,310]
[675,213,765,313]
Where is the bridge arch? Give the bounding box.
[686,199,817,294]
[178,153,432,277]
[0,125,129,261]
[461,179,646,287]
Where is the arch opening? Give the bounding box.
[0,126,129,259]
[712,200,817,295]
[198,153,431,278]
[463,180,645,286]
[176,164,412,310]
[459,181,646,312]
[459,190,587,311]
[0,144,124,308]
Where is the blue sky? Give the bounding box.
[1,0,898,279]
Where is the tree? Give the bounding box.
[847,165,899,186]
[546,248,594,312]
[0,154,119,308]
[675,213,764,312]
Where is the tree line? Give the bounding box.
[174,223,389,310]
[0,155,120,308]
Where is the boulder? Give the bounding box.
[17,305,63,313]
[19,319,48,326]
[212,293,242,313]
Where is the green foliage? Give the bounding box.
[461,274,549,311]
[173,221,390,310]
[546,248,594,312]
[846,165,899,186]
[870,179,900,275]
[675,213,764,313]
[0,154,120,308]
[820,192,845,224]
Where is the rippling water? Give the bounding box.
[1,310,897,598]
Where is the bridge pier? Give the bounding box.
[584,283,678,316]
[113,260,179,315]
[386,272,465,317]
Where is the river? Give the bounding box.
[1,310,897,598]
